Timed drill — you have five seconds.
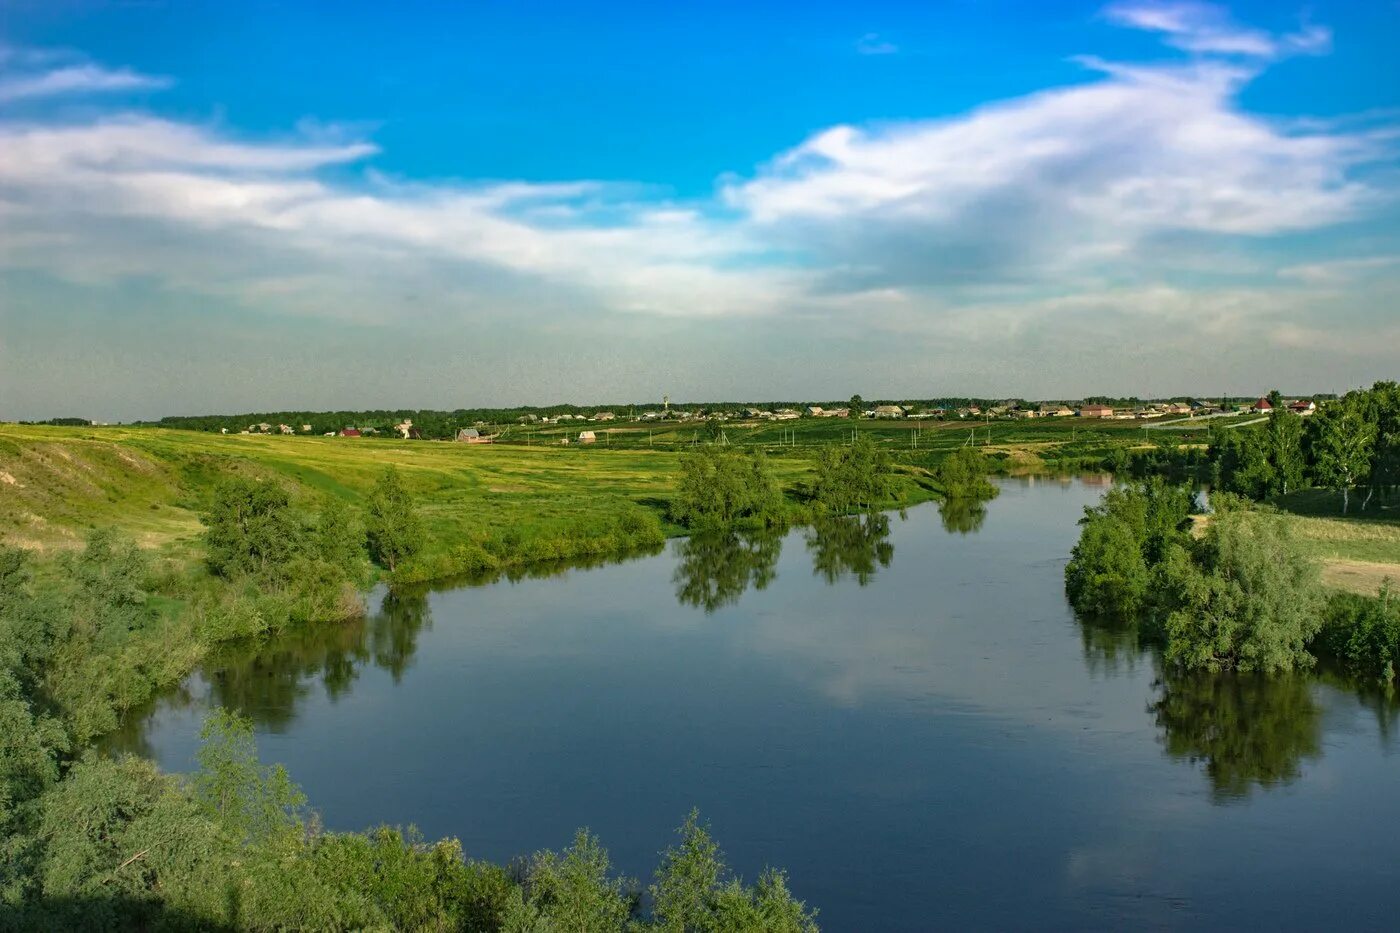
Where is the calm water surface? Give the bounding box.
[119,477,1400,930]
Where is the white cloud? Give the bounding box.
[856,33,898,56]
[1104,1,1331,59]
[0,63,170,102]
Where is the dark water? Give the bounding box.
[117,477,1400,931]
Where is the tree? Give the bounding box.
[203,478,306,580]
[1158,511,1324,673]
[1310,395,1376,513]
[365,468,426,572]
[848,395,863,418]
[811,435,894,513]
[193,708,305,845]
[1264,409,1305,497]
[932,447,997,500]
[671,449,784,530]
[1266,388,1284,410]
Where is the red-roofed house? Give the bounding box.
[340,428,362,438]
[1252,397,1273,412]
[1289,400,1316,415]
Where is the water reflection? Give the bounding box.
[805,513,895,585]
[1149,671,1323,802]
[937,496,989,534]
[672,529,783,613]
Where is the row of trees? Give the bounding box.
[1211,381,1400,512]
[671,436,900,531]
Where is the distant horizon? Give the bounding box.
[2,1,1397,420]
[9,386,1362,426]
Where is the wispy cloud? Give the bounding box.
[856,32,899,56]
[0,61,170,103]
[1104,1,1330,59]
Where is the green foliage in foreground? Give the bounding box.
[3,707,817,931]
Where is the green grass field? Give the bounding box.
[10,416,1388,590]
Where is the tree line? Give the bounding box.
[1209,381,1399,513]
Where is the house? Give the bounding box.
[393,419,414,439]
[301,424,312,433]
[872,405,904,418]
[1078,404,1114,418]
[1010,408,1038,419]
[340,428,362,438]
[773,409,800,420]
[219,428,228,434]
[1039,404,1074,417]
[1252,397,1273,412]
[278,424,294,435]
[805,406,824,417]
[578,430,597,443]
[456,428,492,444]
[592,412,616,422]
[257,423,272,433]
[1289,399,1316,415]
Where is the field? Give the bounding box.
[4,416,1393,593]
[0,416,1167,555]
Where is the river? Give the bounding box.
[114,476,1400,930]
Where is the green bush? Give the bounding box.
[672,448,786,530]
[1318,585,1400,683]
[1158,512,1324,674]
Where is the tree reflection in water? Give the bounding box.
[672,529,783,614]
[805,513,894,586]
[1150,670,1323,802]
[938,496,989,535]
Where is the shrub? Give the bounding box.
[672,448,785,530]
[1158,512,1324,673]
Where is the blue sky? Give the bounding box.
[1,0,1398,418]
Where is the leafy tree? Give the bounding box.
[193,708,305,846]
[365,468,426,571]
[1210,425,1274,500]
[1264,409,1305,496]
[503,830,635,931]
[1065,480,1193,618]
[1158,511,1323,673]
[203,477,306,580]
[1266,388,1284,410]
[1319,585,1400,683]
[932,447,997,500]
[848,395,863,418]
[1310,394,1376,513]
[671,449,784,530]
[810,436,894,514]
[1065,512,1151,617]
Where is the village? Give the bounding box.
[215,393,1319,445]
